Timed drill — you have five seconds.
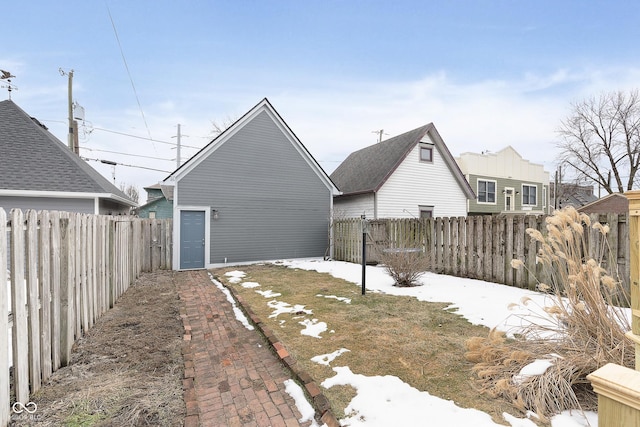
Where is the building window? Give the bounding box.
[477,179,496,203]
[522,184,537,206]
[149,211,156,219]
[419,206,434,218]
[420,145,433,162]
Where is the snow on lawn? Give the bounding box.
[299,318,328,338]
[273,259,599,427]
[316,294,351,304]
[255,289,282,298]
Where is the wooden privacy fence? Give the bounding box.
[0,208,172,426]
[333,213,629,291]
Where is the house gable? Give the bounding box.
[376,139,468,218]
[165,98,337,268]
[332,123,474,218]
[331,123,473,199]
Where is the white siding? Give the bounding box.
[376,144,468,218]
[333,194,375,219]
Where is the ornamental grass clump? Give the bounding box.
[466,206,633,421]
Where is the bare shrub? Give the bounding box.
[380,248,428,287]
[466,206,632,420]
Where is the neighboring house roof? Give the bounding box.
[552,183,598,209]
[330,123,474,199]
[164,98,338,194]
[0,100,135,206]
[577,192,628,214]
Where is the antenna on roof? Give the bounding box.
[0,70,17,100]
[372,129,388,143]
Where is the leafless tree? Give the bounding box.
[210,115,239,136]
[120,183,140,203]
[557,89,640,194]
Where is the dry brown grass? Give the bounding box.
[214,263,520,424]
[467,207,633,422]
[13,272,185,427]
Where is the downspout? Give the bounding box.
[374,192,378,219]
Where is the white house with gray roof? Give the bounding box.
[331,123,475,219]
[0,100,136,214]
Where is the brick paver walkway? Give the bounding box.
[178,270,314,427]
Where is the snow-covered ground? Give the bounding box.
[215,259,615,427]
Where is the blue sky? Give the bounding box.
[5,1,640,197]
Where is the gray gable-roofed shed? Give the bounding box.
[0,100,135,214]
[331,123,474,199]
[164,98,339,269]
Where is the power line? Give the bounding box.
[92,126,202,149]
[105,1,155,151]
[79,146,174,161]
[82,156,172,173]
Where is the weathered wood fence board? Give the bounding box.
[1,209,173,425]
[333,214,629,292]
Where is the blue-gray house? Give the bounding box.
[138,183,173,219]
[163,98,339,270]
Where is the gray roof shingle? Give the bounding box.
[330,123,474,198]
[0,100,134,204]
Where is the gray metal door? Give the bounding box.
[180,210,205,269]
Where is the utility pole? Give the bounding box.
[60,68,76,153]
[176,124,181,169]
[372,129,388,143]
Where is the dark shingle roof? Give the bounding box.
[330,123,474,198]
[0,100,134,204]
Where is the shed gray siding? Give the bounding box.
[0,196,94,213]
[177,110,330,263]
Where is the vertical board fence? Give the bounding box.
[0,209,172,426]
[333,213,629,292]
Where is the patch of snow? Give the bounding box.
[284,379,324,427]
[311,348,350,366]
[513,356,559,385]
[207,273,254,331]
[299,319,327,338]
[316,294,351,304]
[241,281,261,288]
[256,289,282,298]
[267,300,312,318]
[322,366,537,427]
[224,270,246,283]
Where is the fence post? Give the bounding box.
[10,209,29,404]
[25,209,41,394]
[0,209,9,427]
[626,191,640,369]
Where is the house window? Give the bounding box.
[419,206,434,218]
[477,179,496,204]
[420,145,433,163]
[522,184,537,206]
[149,211,156,219]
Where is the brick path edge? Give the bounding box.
[224,282,341,427]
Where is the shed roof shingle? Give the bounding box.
[0,100,134,205]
